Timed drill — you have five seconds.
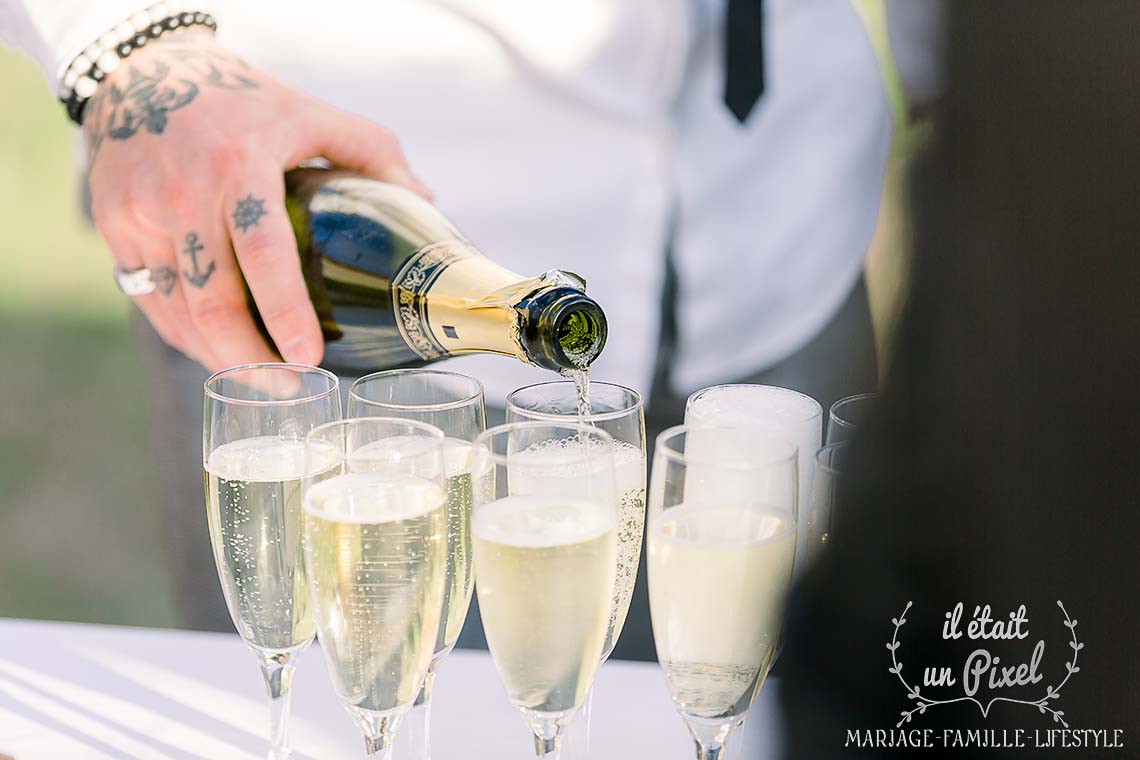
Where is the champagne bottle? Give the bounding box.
[273,168,607,374]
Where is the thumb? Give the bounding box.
[291,103,432,200]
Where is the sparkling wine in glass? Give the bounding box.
[470,422,618,758]
[302,417,449,757]
[648,425,798,760]
[203,363,341,760]
[349,370,486,760]
[505,382,645,660]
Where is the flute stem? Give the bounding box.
[696,741,724,760]
[255,644,307,760]
[397,670,435,760]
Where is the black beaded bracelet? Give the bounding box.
[58,7,217,127]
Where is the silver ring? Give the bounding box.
[114,266,156,296]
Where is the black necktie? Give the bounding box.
[724,0,765,123]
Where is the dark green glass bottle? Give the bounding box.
[274,169,607,375]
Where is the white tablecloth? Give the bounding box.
[0,619,781,759]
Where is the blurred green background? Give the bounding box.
[0,48,176,627]
[0,34,912,630]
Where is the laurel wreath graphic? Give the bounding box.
[888,600,1082,728]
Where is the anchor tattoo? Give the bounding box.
[181,232,215,288]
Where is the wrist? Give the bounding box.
[100,28,218,81]
[59,4,218,126]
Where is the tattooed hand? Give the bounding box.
[86,31,431,371]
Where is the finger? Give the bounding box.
[170,221,280,372]
[224,175,324,366]
[100,224,211,366]
[291,103,432,199]
[135,237,222,369]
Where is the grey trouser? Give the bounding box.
[137,278,876,659]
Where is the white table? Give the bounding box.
[0,619,781,759]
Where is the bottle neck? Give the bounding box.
[389,239,530,362]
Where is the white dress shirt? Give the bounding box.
[1,0,893,405]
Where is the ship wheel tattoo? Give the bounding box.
[232,194,267,233]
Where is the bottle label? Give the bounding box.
[390,238,539,362]
[390,240,472,360]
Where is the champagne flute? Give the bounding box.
[471,421,618,758]
[506,382,645,756]
[826,392,878,444]
[648,425,798,760]
[803,441,849,568]
[203,362,341,760]
[302,417,449,757]
[348,370,486,760]
[685,384,820,579]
